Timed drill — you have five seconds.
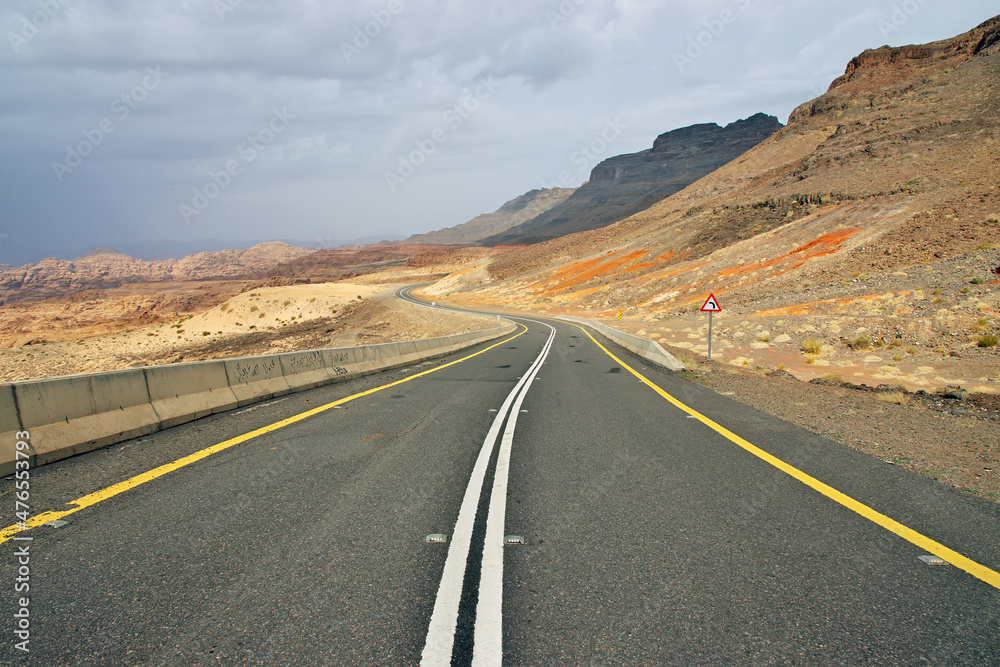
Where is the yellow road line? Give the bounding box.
[0,326,528,545]
[573,323,1000,591]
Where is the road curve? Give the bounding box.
[1,291,998,665]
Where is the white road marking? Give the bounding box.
[232,398,288,415]
[420,325,556,667]
[420,320,555,666]
[474,323,555,666]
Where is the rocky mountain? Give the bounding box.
[429,16,1000,329]
[0,242,313,305]
[408,188,576,245]
[479,113,783,246]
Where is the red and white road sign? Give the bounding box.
[700,294,722,312]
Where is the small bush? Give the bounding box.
[801,337,823,354]
[970,276,985,285]
[972,319,989,332]
[932,288,942,295]
[202,331,211,336]
[821,373,845,383]
[850,334,872,351]
[932,297,946,304]
[893,354,904,362]
[906,346,918,354]
[249,305,258,313]
[759,334,771,343]
[979,334,999,348]
[876,392,909,405]
[961,287,971,294]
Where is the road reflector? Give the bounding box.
[918,555,948,566]
[504,535,525,545]
[425,533,448,544]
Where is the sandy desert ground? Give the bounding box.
[0,282,495,382]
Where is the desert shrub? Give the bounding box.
[979,334,999,348]
[801,337,823,354]
[971,276,985,285]
[249,305,258,313]
[759,334,771,343]
[821,373,845,383]
[876,392,909,405]
[850,335,872,350]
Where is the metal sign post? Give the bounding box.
[700,294,722,361]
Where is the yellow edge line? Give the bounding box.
[573,323,1000,591]
[1,325,529,545]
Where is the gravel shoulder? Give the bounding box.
[672,351,1000,504]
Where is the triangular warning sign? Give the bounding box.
[700,294,722,312]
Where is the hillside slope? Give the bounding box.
[408,188,575,245]
[428,16,1000,392]
[480,113,782,246]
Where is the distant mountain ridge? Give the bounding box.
[429,15,1000,319]
[480,113,783,246]
[0,242,312,305]
[408,188,576,245]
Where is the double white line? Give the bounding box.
[421,320,556,666]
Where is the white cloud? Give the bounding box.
[0,0,997,261]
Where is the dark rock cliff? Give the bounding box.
[481,113,783,246]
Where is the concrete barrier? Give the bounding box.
[15,370,161,466]
[556,315,686,371]
[225,355,291,407]
[0,322,517,473]
[278,350,329,392]
[322,348,362,382]
[0,385,26,477]
[145,361,239,429]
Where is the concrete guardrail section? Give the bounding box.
[0,324,516,476]
[556,315,686,372]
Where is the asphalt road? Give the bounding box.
[2,301,999,665]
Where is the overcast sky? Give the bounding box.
[0,0,996,263]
